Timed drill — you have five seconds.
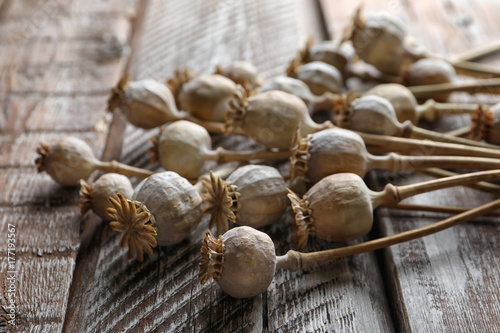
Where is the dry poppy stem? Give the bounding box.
[445,127,470,137]
[278,197,500,271]
[393,169,500,200]
[416,99,483,120]
[370,153,500,173]
[388,203,500,218]
[408,125,500,149]
[450,61,500,78]
[360,131,500,159]
[408,78,500,99]
[421,167,500,196]
[93,160,154,179]
[202,147,291,164]
[451,39,500,62]
[183,114,225,133]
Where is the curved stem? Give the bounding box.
[409,125,500,150]
[416,99,480,122]
[278,197,500,272]
[445,126,470,137]
[421,168,500,196]
[202,147,290,164]
[396,169,500,201]
[379,154,500,173]
[388,203,500,217]
[182,113,225,133]
[451,61,500,78]
[408,78,500,99]
[451,40,500,62]
[94,160,154,179]
[360,131,500,159]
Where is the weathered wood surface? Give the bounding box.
[2,0,500,332]
[0,0,135,332]
[62,0,393,332]
[322,0,500,332]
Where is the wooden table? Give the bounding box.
[1,0,500,332]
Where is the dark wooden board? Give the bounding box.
[0,0,136,332]
[321,0,500,331]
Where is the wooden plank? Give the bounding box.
[65,1,395,332]
[0,0,136,332]
[321,0,500,331]
[0,255,77,331]
[0,206,80,255]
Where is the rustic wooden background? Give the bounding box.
[1,0,500,332]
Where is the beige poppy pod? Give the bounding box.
[177,74,239,122]
[202,165,287,231]
[36,137,154,186]
[365,83,418,124]
[348,9,423,75]
[199,226,276,298]
[260,76,313,104]
[407,58,456,102]
[260,76,338,113]
[108,73,183,129]
[215,61,262,90]
[288,173,377,249]
[35,137,99,186]
[347,95,412,137]
[225,90,331,150]
[295,61,344,95]
[150,120,211,180]
[308,42,350,75]
[79,173,133,221]
[290,128,370,187]
[108,171,203,261]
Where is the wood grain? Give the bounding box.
[0,0,135,332]
[321,1,500,331]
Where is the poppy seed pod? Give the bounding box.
[348,95,412,137]
[288,173,378,249]
[288,169,500,249]
[260,76,338,113]
[260,76,314,105]
[406,58,456,102]
[108,171,203,261]
[35,137,153,186]
[295,61,344,95]
[347,9,424,75]
[35,137,97,186]
[225,90,331,150]
[177,74,240,122]
[307,42,350,75]
[215,61,262,90]
[79,173,133,221]
[199,227,276,298]
[108,73,183,129]
[150,120,212,180]
[365,83,418,124]
[149,121,290,180]
[202,165,288,232]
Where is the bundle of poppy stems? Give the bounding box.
[35,7,500,299]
